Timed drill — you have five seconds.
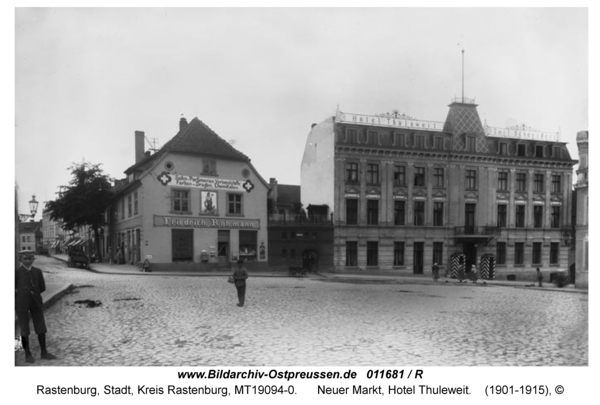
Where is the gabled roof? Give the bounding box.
[125,117,249,175]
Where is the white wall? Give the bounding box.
[301,117,335,211]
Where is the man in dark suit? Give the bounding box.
[15,251,56,363]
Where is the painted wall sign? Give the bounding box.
[154,215,260,229]
[158,172,255,193]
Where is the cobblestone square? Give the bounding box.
[16,257,588,367]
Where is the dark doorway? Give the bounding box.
[463,243,477,272]
[413,242,424,274]
[465,203,476,234]
[172,229,193,262]
[218,230,230,265]
[302,250,318,272]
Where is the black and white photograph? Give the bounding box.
[7,3,594,403]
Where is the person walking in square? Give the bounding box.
[15,251,56,363]
[232,259,249,307]
[536,267,543,287]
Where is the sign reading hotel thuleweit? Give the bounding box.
[158,172,255,193]
[154,215,260,229]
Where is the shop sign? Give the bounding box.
[158,172,255,193]
[154,215,260,229]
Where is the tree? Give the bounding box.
[45,162,114,262]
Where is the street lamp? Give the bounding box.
[18,194,38,222]
[29,194,39,218]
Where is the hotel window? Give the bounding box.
[366,163,380,185]
[498,171,508,191]
[227,193,242,215]
[499,142,508,155]
[433,202,444,226]
[497,204,507,227]
[434,137,444,150]
[394,132,405,147]
[416,135,426,149]
[535,145,544,158]
[532,242,542,265]
[517,144,527,157]
[394,165,406,186]
[553,146,561,158]
[515,242,525,265]
[133,191,139,215]
[433,168,444,187]
[394,242,405,266]
[550,242,559,265]
[551,206,561,228]
[367,130,378,145]
[534,173,544,193]
[394,201,405,225]
[551,174,562,193]
[516,172,527,192]
[467,136,476,152]
[172,190,190,213]
[414,201,425,226]
[346,242,358,266]
[367,200,379,225]
[121,198,125,219]
[515,205,525,228]
[346,128,358,143]
[346,162,359,183]
[346,199,358,225]
[466,169,477,190]
[433,242,443,265]
[127,194,132,217]
[367,242,378,266]
[496,242,506,265]
[414,167,425,187]
[533,206,544,228]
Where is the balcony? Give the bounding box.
[454,226,500,245]
[268,213,333,227]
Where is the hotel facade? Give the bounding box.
[301,99,577,280]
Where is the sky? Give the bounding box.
[11,6,590,220]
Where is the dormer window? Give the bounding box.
[498,142,508,155]
[517,144,527,157]
[466,136,476,152]
[535,145,545,158]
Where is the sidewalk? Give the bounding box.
[49,254,586,294]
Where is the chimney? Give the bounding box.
[135,131,145,163]
[179,116,188,131]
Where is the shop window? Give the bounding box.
[239,230,257,261]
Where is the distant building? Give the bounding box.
[575,130,588,288]
[301,100,577,280]
[267,178,333,271]
[108,117,270,271]
[19,221,42,253]
[42,209,66,254]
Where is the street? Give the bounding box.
[16,256,588,366]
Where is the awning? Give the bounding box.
[67,238,82,247]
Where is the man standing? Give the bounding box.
[536,267,543,287]
[15,251,56,363]
[232,259,249,307]
[432,262,440,282]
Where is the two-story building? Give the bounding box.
[301,99,577,281]
[109,116,270,271]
